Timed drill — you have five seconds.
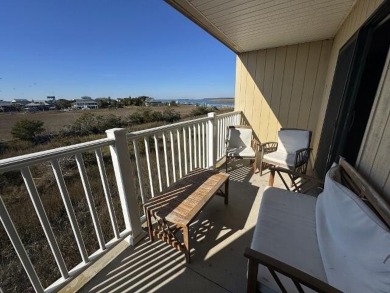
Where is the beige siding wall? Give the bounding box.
[356,50,390,202]
[235,40,333,148]
[311,0,384,160]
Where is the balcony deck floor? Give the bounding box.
[80,161,286,293]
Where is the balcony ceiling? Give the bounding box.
[166,0,356,53]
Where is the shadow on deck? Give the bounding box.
[79,161,284,293]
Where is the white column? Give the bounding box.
[207,112,216,169]
[106,128,145,245]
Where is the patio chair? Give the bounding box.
[260,128,312,175]
[225,125,259,173]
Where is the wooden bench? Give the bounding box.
[144,168,229,263]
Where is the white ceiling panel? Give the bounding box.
[167,0,356,52]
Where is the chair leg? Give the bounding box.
[225,156,228,172]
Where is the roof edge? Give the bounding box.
[164,0,242,53]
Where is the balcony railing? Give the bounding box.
[0,111,242,292]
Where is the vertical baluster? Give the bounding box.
[177,129,183,179]
[20,167,69,279]
[133,139,146,204]
[170,130,177,182]
[51,159,89,263]
[95,148,120,239]
[188,126,193,171]
[193,124,197,168]
[144,136,154,197]
[202,122,206,168]
[154,135,163,192]
[215,119,219,160]
[216,119,219,161]
[163,132,170,187]
[183,127,188,175]
[222,119,226,155]
[218,119,221,160]
[75,153,105,250]
[197,123,201,168]
[0,197,44,293]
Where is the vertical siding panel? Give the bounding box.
[366,0,377,17]
[234,55,242,111]
[308,40,333,134]
[297,41,322,130]
[361,0,370,20]
[279,45,297,128]
[288,43,309,128]
[240,53,250,112]
[245,51,258,126]
[237,54,248,112]
[269,46,287,139]
[262,49,276,142]
[252,50,266,140]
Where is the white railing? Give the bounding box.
[0,111,242,292]
[0,130,143,293]
[127,111,242,206]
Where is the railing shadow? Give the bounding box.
[82,160,260,292]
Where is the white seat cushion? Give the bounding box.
[228,127,252,148]
[316,166,390,292]
[227,146,255,158]
[263,151,295,168]
[251,187,327,292]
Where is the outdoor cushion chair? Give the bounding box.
[260,128,312,175]
[225,125,259,173]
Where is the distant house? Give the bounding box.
[73,97,98,110]
[145,101,163,107]
[11,99,30,107]
[0,100,13,112]
[24,101,50,111]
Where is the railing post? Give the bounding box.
[106,128,145,245]
[207,112,216,169]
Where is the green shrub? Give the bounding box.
[11,119,45,142]
[65,113,124,136]
[190,106,217,116]
[162,108,181,123]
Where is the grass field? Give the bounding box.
[0,105,198,141]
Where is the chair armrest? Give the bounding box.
[260,142,278,155]
[268,166,324,195]
[294,147,311,167]
[244,248,341,293]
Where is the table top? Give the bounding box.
[144,168,229,227]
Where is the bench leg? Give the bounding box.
[146,209,154,242]
[224,179,229,205]
[183,226,190,264]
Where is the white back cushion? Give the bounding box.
[316,166,390,292]
[277,129,310,154]
[228,127,252,148]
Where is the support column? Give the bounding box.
[106,128,145,245]
[207,112,216,169]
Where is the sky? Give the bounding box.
[0,0,235,101]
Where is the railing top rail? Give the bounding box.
[215,110,241,119]
[0,138,115,173]
[127,116,211,139]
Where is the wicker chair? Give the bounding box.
[260,128,312,175]
[225,125,259,173]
